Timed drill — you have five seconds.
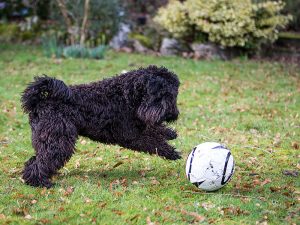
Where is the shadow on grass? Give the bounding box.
[64,167,149,185]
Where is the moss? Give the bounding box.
[128,33,153,49]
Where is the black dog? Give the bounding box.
[21,65,181,188]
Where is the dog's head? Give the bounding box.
[137,66,180,125]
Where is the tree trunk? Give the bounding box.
[56,0,75,45]
[80,0,90,46]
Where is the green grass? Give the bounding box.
[0,44,299,224]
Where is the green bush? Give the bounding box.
[63,45,107,59]
[41,35,64,58]
[154,0,292,48]
[128,33,153,49]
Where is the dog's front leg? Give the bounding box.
[121,130,181,160]
[153,125,178,140]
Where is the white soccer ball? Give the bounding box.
[185,142,235,191]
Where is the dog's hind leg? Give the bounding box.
[121,129,181,160]
[23,114,77,188]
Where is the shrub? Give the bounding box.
[41,35,64,58]
[154,0,292,48]
[128,33,153,49]
[152,1,191,38]
[41,32,107,60]
[0,22,40,43]
[63,45,107,59]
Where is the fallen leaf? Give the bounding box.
[38,218,50,224]
[291,142,299,149]
[80,139,87,145]
[150,177,160,185]
[109,179,120,192]
[146,216,155,225]
[64,186,74,196]
[113,191,123,197]
[220,206,249,216]
[270,187,281,192]
[112,210,124,215]
[139,170,146,177]
[75,160,80,168]
[85,198,92,203]
[0,214,5,219]
[40,188,47,196]
[12,207,26,216]
[253,179,261,186]
[120,178,127,185]
[24,214,32,220]
[98,202,107,208]
[201,202,215,211]
[261,179,271,186]
[180,209,205,222]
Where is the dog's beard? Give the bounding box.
[138,105,165,124]
[138,104,179,124]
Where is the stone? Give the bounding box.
[133,40,149,53]
[191,43,242,60]
[109,23,131,50]
[160,38,182,56]
[191,43,223,60]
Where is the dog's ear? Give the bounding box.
[137,77,167,124]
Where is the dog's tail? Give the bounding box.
[21,75,72,113]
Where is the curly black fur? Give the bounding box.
[21,65,181,188]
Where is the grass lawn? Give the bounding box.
[0,44,299,224]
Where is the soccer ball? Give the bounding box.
[185,142,235,191]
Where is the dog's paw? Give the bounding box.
[165,128,178,140]
[164,150,182,160]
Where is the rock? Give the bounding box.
[119,47,133,53]
[109,23,131,50]
[191,43,242,60]
[133,40,149,53]
[191,43,223,60]
[160,38,183,56]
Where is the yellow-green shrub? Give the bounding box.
[154,0,292,48]
[154,0,191,38]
